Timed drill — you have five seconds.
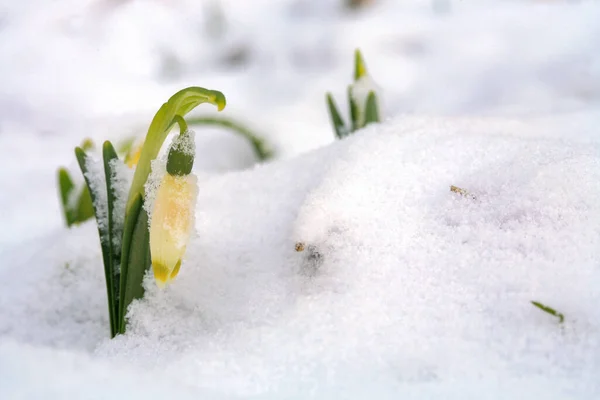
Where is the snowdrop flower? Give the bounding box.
[349,50,382,129]
[149,126,197,287]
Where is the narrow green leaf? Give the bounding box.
[354,48,367,81]
[348,85,359,132]
[531,301,564,324]
[57,168,76,226]
[118,194,150,334]
[75,185,95,224]
[126,87,226,213]
[102,141,120,338]
[364,91,380,126]
[325,93,347,140]
[186,115,274,160]
[75,147,114,337]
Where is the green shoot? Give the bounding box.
[186,115,274,161]
[364,91,380,126]
[57,168,76,226]
[354,48,368,81]
[67,86,227,337]
[57,168,95,227]
[118,87,225,334]
[57,137,97,227]
[102,141,121,336]
[326,48,382,139]
[531,301,564,324]
[325,93,347,139]
[74,147,115,334]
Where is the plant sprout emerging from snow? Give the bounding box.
[149,117,198,287]
[326,49,382,139]
[58,137,146,227]
[69,87,226,338]
[531,301,565,324]
[57,138,96,227]
[58,112,272,229]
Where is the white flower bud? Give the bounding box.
[149,173,197,287]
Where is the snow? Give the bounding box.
[144,158,167,226]
[169,129,196,158]
[350,73,383,125]
[84,153,109,242]
[1,0,600,398]
[109,157,133,250]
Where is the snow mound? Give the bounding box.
[4,115,597,397]
[0,339,228,400]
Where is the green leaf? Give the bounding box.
[348,85,359,132]
[75,147,114,337]
[75,185,95,224]
[102,141,120,338]
[58,166,94,228]
[118,194,150,334]
[186,115,274,160]
[126,87,226,213]
[531,301,564,324]
[57,168,76,226]
[364,91,380,126]
[354,48,368,81]
[325,93,347,140]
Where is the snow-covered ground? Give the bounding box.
[1,0,599,398]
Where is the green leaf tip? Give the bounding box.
[126,86,227,212]
[354,48,368,81]
[57,168,76,226]
[213,91,227,111]
[326,92,347,139]
[58,163,94,228]
[364,91,380,126]
[531,301,564,324]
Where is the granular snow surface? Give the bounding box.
[1,0,600,398]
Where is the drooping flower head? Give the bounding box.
[149,119,197,287]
